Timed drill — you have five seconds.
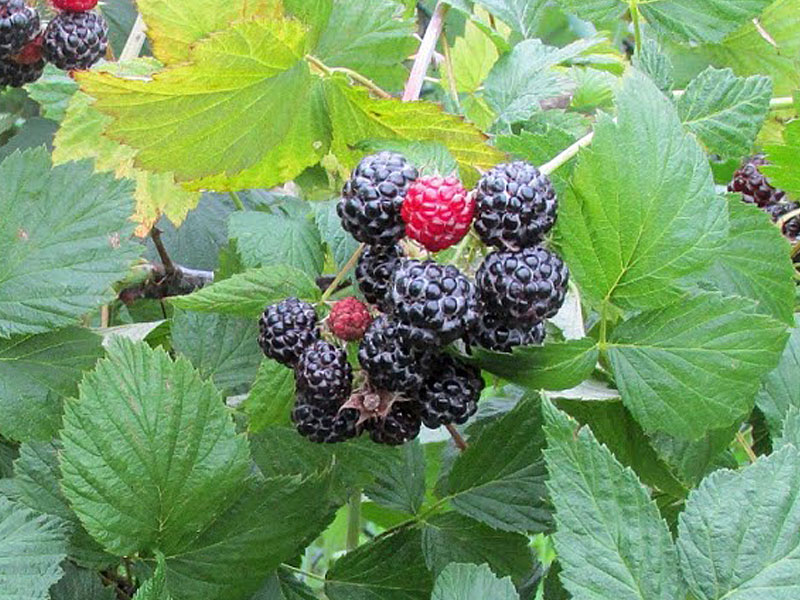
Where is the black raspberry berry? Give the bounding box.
[476,247,568,324]
[366,400,422,445]
[0,53,42,87]
[338,151,418,246]
[0,0,39,59]
[390,259,478,349]
[295,340,353,408]
[468,309,546,353]
[355,244,403,311]
[728,155,785,207]
[765,201,800,242]
[474,161,557,251]
[419,354,484,428]
[358,316,430,393]
[43,11,108,71]
[259,297,319,367]
[292,400,361,444]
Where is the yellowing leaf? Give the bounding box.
[54,61,200,237]
[323,75,503,186]
[77,19,327,187]
[138,0,283,64]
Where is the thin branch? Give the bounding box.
[119,13,148,62]
[736,431,757,464]
[446,424,468,452]
[539,130,595,175]
[403,2,448,102]
[281,563,327,582]
[320,244,365,303]
[150,227,175,276]
[118,263,214,303]
[228,191,245,211]
[306,55,392,99]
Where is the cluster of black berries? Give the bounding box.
[0,0,107,90]
[259,152,569,446]
[728,155,800,242]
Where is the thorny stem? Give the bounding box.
[319,244,365,303]
[446,424,468,451]
[403,2,448,102]
[306,55,392,99]
[346,491,362,551]
[736,431,757,464]
[228,191,245,211]
[150,227,176,276]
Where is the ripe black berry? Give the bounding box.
[728,155,785,207]
[474,161,557,251]
[355,244,403,311]
[0,0,39,59]
[292,400,361,443]
[295,340,353,408]
[43,11,108,71]
[468,309,546,353]
[390,259,478,349]
[358,316,430,393]
[258,297,319,366]
[419,354,484,428]
[476,247,568,324]
[0,53,42,87]
[338,152,418,246]
[366,401,421,445]
[765,201,800,242]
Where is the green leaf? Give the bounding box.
[0,327,103,441]
[443,396,550,533]
[0,497,69,600]
[558,71,727,311]
[312,0,416,90]
[421,512,534,581]
[171,310,261,394]
[252,569,318,600]
[554,399,688,498]
[554,0,626,23]
[543,400,685,600]
[229,210,325,276]
[431,563,519,600]
[13,441,112,568]
[243,360,296,431]
[137,0,282,64]
[763,120,800,199]
[677,67,772,158]
[465,338,599,392]
[756,315,800,436]
[314,200,361,273]
[695,197,794,324]
[325,527,433,600]
[60,338,250,556]
[49,562,116,600]
[677,445,800,599]
[639,0,773,44]
[632,38,674,92]
[366,441,426,515]
[474,0,548,38]
[483,38,591,127]
[648,425,738,489]
[443,18,499,94]
[25,65,79,121]
[607,292,789,439]
[0,149,139,337]
[165,474,334,600]
[133,554,172,600]
[775,406,800,450]
[170,265,320,316]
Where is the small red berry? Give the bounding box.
[13,35,43,65]
[328,297,372,342]
[51,0,99,11]
[401,176,474,252]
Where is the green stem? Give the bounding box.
[631,2,642,56]
[320,244,365,303]
[599,302,609,347]
[346,491,362,551]
[770,96,796,110]
[306,54,392,99]
[228,191,245,211]
[441,33,460,110]
[282,564,326,582]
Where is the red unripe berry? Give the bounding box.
[328,297,372,341]
[51,0,99,11]
[401,176,474,252]
[13,35,43,65]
